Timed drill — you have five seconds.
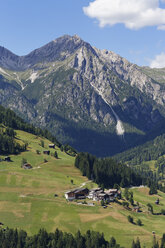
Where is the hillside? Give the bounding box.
[1,35,165,156]
[0,129,165,247]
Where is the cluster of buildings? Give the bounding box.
[65,187,121,202]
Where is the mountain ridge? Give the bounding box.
[0,35,165,156]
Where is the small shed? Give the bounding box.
[43,150,50,155]
[4,157,11,162]
[49,144,55,149]
[23,163,32,169]
[133,206,140,213]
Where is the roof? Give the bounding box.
[98,193,106,197]
[90,188,101,192]
[65,188,87,195]
[24,163,32,166]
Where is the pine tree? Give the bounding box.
[54,151,58,159]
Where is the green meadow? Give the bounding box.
[0,130,165,247]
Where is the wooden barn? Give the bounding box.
[65,188,89,201]
[43,150,50,155]
[22,163,32,170]
[4,156,11,162]
[49,144,55,149]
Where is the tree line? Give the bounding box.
[0,105,61,155]
[113,133,165,166]
[0,228,123,248]
[75,152,143,188]
[0,105,78,156]
[1,227,165,247]
[0,105,61,147]
[0,126,27,155]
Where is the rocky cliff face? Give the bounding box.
[0,35,165,156]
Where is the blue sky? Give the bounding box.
[1,0,165,67]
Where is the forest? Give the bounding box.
[0,227,165,248]
[0,105,60,146]
[0,228,123,248]
[75,152,143,188]
[0,105,61,155]
[114,133,165,165]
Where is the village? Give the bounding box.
[65,187,121,204]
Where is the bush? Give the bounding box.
[147,203,153,214]
[54,151,58,159]
[136,219,142,226]
[122,201,129,208]
[21,158,27,167]
[101,200,104,206]
[161,209,165,215]
[127,215,134,223]
[40,140,44,148]
[149,184,157,195]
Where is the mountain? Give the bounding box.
[0,35,165,156]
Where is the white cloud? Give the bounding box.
[83,0,165,30]
[150,52,165,68]
[158,25,165,30]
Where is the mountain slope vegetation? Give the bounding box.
[0,129,165,247]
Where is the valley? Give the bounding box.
[1,35,165,247]
[0,129,165,247]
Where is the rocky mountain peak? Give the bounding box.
[1,35,165,156]
[0,46,19,70]
[0,35,91,71]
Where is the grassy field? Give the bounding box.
[0,130,165,247]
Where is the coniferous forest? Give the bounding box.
[0,105,61,155]
[114,133,165,166]
[75,152,143,188]
[0,228,123,248]
[1,227,165,248]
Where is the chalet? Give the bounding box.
[49,144,55,149]
[65,188,89,201]
[4,156,11,162]
[88,188,102,199]
[22,163,32,169]
[43,150,50,155]
[105,189,121,201]
[97,193,107,201]
[105,189,118,196]
[88,188,120,202]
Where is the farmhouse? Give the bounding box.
[4,156,11,162]
[49,144,55,149]
[22,163,32,169]
[88,188,102,199]
[65,188,89,201]
[43,150,50,155]
[88,188,121,202]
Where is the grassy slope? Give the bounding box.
[0,130,165,247]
